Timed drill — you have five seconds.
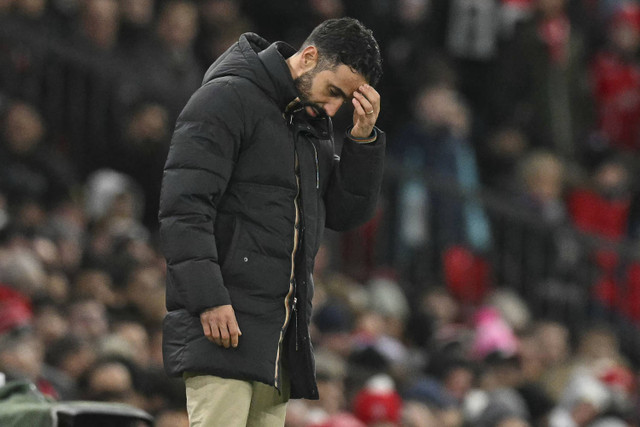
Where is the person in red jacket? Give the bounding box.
[591,3,640,151]
[567,156,632,312]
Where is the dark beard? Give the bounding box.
[293,69,328,117]
[293,69,315,103]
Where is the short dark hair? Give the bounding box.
[301,18,383,86]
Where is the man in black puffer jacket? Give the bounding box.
[159,18,384,426]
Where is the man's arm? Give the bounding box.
[158,80,243,348]
[324,85,386,231]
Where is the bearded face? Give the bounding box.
[294,67,318,104]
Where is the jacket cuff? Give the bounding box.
[347,127,378,144]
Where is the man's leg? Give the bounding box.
[184,374,252,427]
[246,369,290,427]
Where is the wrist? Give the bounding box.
[350,127,373,139]
[348,127,377,143]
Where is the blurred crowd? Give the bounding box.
[2,0,640,426]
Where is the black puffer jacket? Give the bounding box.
[159,33,385,399]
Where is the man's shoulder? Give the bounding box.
[199,75,269,103]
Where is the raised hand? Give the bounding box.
[350,84,380,139]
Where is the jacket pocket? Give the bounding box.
[223,249,290,301]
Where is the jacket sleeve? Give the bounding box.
[324,129,386,231]
[158,80,243,315]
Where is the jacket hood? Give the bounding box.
[202,33,299,112]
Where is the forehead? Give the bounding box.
[316,64,367,96]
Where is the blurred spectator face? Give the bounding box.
[3,102,44,155]
[46,272,69,304]
[33,304,68,345]
[108,191,137,219]
[609,5,640,56]
[200,0,239,25]
[594,161,629,200]
[488,128,528,162]
[610,20,640,55]
[497,418,530,427]
[68,299,109,340]
[87,361,135,402]
[443,366,474,401]
[113,321,150,366]
[157,1,198,50]
[0,247,47,297]
[437,408,464,427]
[415,86,469,136]
[0,331,44,381]
[123,237,157,265]
[199,0,250,61]
[535,322,569,366]
[81,0,120,50]
[74,269,118,308]
[47,201,86,273]
[32,237,60,270]
[520,152,564,203]
[518,332,544,380]
[488,358,522,390]
[57,237,83,273]
[402,401,438,426]
[14,0,47,18]
[536,0,566,17]
[15,199,47,230]
[356,311,386,340]
[423,288,459,325]
[58,340,96,379]
[126,103,170,148]
[126,265,166,324]
[577,328,620,363]
[416,86,458,127]
[397,0,430,25]
[118,0,154,27]
[309,0,344,20]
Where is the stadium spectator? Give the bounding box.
[499,0,593,162]
[0,100,76,208]
[390,84,491,285]
[128,0,202,122]
[591,3,640,153]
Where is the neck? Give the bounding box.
[286,52,303,80]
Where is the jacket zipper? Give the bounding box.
[273,147,301,388]
[293,297,298,351]
[310,142,319,190]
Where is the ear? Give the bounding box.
[300,45,318,73]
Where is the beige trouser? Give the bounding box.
[184,372,290,427]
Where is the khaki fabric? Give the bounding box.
[184,373,289,427]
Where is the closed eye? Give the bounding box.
[328,85,348,101]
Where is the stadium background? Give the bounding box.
[1,0,640,425]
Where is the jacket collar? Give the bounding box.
[258,42,299,112]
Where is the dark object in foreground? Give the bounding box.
[0,380,153,427]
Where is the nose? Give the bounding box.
[323,99,343,117]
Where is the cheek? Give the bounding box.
[308,81,328,102]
